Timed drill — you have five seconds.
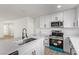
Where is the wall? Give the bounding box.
[0,17,34,39]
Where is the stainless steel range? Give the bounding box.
[49,30,63,52]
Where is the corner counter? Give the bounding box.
[70,36,79,55]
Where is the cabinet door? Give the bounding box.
[18,42,35,55]
[33,38,44,55]
[64,9,75,28]
[53,13,58,21]
[52,12,63,21]
[40,16,46,28]
[57,12,64,21]
[18,38,44,55]
[45,15,52,28]
[44,38,49,47]
[40,16,51,29]
[63,37,70,53]
[34,18,40,35]
[71,48,77,55]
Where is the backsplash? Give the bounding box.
[35,28,79,37]
[64,28,79,37]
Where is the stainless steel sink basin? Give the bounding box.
[19,38,36,45]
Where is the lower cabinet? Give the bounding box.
[70,42,77,55]
[64,37,77,55]
[43,37,49,47]
[70,48,77,55]
[18,38,44,55]
[63,37,70,54]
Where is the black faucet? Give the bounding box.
[22,28,28,39]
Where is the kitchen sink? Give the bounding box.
[19,38,36,45]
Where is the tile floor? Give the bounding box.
[44,47,70,55]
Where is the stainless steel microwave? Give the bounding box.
[51,21,63,27]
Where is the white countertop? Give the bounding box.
[0,39,19,55]
[0,35,45,55]
[70,36,79,55]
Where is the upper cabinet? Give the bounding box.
[40,16,45,29]
[63,9,76,28]
[35,8,78,29]
[39,12,64,29]
[52,12,64,21]
[40,15,52,29]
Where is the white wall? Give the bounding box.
[0,17,34,39]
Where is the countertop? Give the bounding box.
[70,36,79,55]
[0,35,45,55]
[0,39,19,55]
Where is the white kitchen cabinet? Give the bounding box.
[52,12,64,21]
[63,37,70,54]
[36,12,64,29]
[71,48,77,55]
[44,38,49,47]
[64,37,77,55]
[69,39,77,55]
[40,16,46,29]
[39,15,52,35]
[57,12,64,21]
[40,29,51,36]
[64,9,76,28]
[34,18,40,35]
[35,8,77,28]
[70,45,77,55]
[45,15,52,28]
[18,38,44,55]
[40,15,52,29]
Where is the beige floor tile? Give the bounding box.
[44,47,69,55]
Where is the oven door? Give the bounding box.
[49,39,63,49]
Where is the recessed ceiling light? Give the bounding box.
[57,5,62,8]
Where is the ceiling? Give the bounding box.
[0,4,78,20]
